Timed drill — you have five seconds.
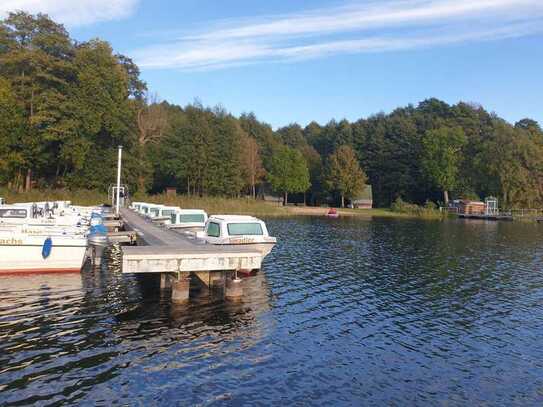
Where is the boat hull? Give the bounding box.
[211,242,275,259]
[0,237,88,274]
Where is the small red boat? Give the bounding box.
[326,208,339,218]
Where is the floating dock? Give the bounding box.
[458,213,513,221]
[117,208,263,302]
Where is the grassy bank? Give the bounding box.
[1,188,449,219]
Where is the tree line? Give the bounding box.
[1,13,542,208]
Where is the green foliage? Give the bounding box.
[1,12,543,212]
[421,126,466,202]
[0,78,26,185]
[390,197,444,218]
[326,145,367,206]
[267,146,310,203]
[0,12,138,192]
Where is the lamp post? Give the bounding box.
[115,145,123,216]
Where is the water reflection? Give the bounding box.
[1,218,543,405]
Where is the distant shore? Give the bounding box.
[0,188,444,219]
[7,188,541,221]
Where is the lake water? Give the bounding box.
[1,217,543,406]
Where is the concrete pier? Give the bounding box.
[119,208,262,274]
[118,208,263,303]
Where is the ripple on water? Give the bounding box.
[1,218,543,405]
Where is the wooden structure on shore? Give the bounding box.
[458,200,486,215]
[453,197,513,221]
[118,208,262,303]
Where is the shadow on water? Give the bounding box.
[1,217,543,405]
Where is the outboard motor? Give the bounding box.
[90,212,104,227]
[87,224,109,266]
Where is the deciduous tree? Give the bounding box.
[267,146,310,205]
[421,126,466,205]
[326,145,367,207]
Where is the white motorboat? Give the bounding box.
[0,230,88,273]
[197,215,276,258]
[146,204,165,219]
[150,205,181,224]
[0,205,87,228]
[130,202,145,212]
[168,209,208,231]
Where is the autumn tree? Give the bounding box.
[241,134,265,198]
[135,92,169,191]
[326,145,367,207]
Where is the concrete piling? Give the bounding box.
[91,245,104,266]
[160,273,172,290]
[171,276,191,304]
[225,275,243,300]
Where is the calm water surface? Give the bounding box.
[1,217,543,406]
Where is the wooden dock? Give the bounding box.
[119,208,262,275]
[458,213,513,221]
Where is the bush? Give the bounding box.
[391,197,444,219]
[391,197,420,214]
[424,200,437,210]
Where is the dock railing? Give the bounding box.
[508,208,543,219]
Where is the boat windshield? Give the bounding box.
[207,222,220,237]
[150,208,160,216]
[0,208,27,219]
[227,223,263,236]
[161,210,176,217]
[179,214,205,223]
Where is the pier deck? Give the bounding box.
[119,208,262,274]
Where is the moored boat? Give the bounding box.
[196,215,276,258]
[168,209,208,231]
[0,230,88,273]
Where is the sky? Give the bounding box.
[2,0,543,129]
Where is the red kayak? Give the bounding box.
[326,208,339,218]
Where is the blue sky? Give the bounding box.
[2,0,543,129]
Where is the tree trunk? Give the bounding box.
[284,191,288,206]
[341,194,345,208]
[25,169,32,192]
[138,176,146,194]
[443,190,449,206]
[16,170,23,193]
[252,184,256,199]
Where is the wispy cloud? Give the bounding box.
[132,0,543,71]
[0,0,139,27]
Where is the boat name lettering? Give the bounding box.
[229,237,254,244]
[0,238,23,245]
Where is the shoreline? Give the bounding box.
[0,188,436,219]
[5,189,537,221]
